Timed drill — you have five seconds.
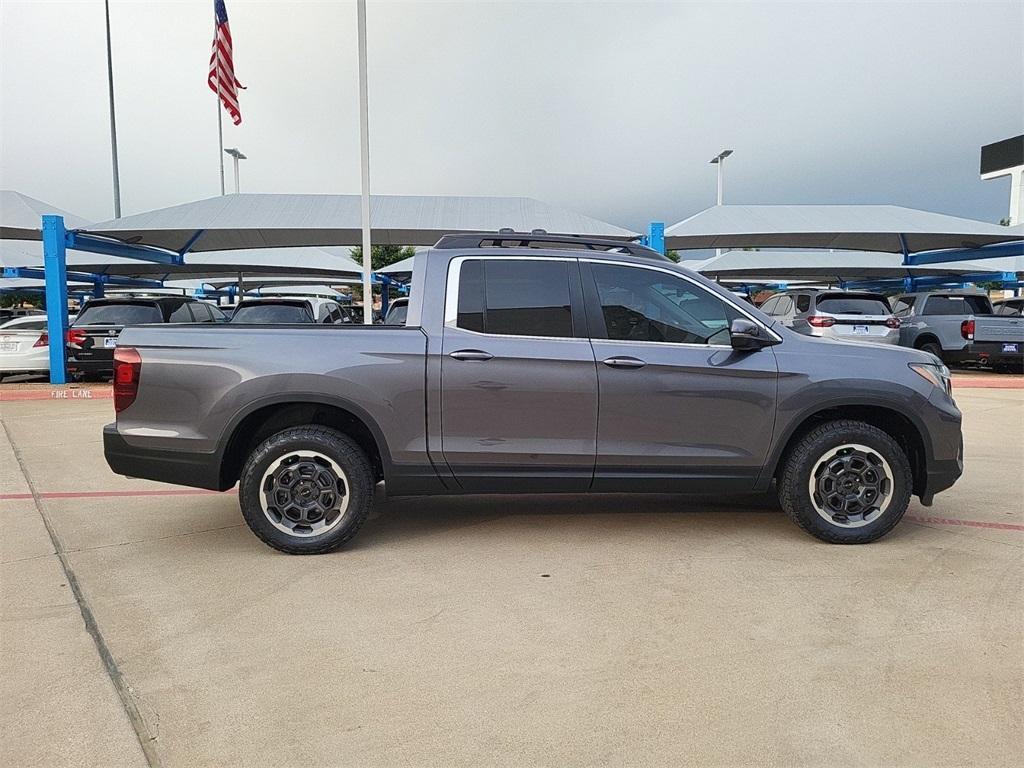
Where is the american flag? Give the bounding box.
[207,0,244,126]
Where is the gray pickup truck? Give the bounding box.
[104,233,963,553]
[893,291,1024,370]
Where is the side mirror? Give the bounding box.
[730,318,777,351]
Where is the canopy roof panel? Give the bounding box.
[665,205,1022,253]
[84,193,639,252]
[691,250,997,282]
[0,190,91,240]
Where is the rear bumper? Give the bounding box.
[104,424,225,491]
[68,354,114,375]
[969,341,1022,366]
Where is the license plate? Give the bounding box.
[853,325,869,335]
[0,342,16,352]
[1003,343,1019,353]
[104,337,118,348]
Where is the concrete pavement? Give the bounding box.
[1,389,1021,767]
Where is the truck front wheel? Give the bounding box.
[238,426,375,554]
[778,420,913,544]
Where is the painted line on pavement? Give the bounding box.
[0,387,113,401]
[1,488,236,501]
[905,514,1024,532]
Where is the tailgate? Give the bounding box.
[973,316,1024,343]
[68,325,122,360]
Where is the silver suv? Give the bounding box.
[760,289,899,345]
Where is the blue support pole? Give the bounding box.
[42,215,69,384]
[647,222,665,256]
[93,278,105,298]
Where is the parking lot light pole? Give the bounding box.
[710,149,733,257]
[224,148,246,193]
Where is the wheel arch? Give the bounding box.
[769,401,929,498]
[217,394,392,490]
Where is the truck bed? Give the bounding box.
[113,323,430,478]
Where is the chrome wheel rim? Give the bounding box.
[808,443,893,528]
[259,451,349,538]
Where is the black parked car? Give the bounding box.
[67,297,227,379]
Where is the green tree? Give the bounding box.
[349,245,417,272]
[665,249,681,263]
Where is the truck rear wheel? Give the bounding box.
[778,420,912,544]
[239,426,374,554]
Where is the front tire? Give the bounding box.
[778,420,912,544]
[239,426,375,554]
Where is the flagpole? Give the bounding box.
[217,83,226,196]
[357,0,373,325]
[103,0,122,218]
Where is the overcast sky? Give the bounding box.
[1,0,1021,231]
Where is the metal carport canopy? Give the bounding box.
[664,205,1023,253]
[0,190,91,240]
[83,193,639,252]
[690,250,981,282]
[3,240,363,281]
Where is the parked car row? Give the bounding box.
[757,288,1023,371]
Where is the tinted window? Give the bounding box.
[775,296,795,316]
[455,259,573,337]
[922,296,992,316]
[995,301,1022,316]
[209,305,228,322]
[592,264,737,345]
[168,303,194,323]
[892,297,915,317]
[816,295,891,315]
[190,302,213,322]
[759,296,780,315]
[231,303,313,323]
[3,319,46,331]
[796,295,811,313]
[384,303,408,325]
[74,303,161,326]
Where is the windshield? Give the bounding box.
[816,296,891,316]
[74,303,162,326]
[231,303,313,323]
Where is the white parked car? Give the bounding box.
[0,315,51,379]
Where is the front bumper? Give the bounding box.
[104,424,225,490]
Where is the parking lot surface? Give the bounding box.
[2,385,1022,767]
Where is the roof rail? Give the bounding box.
[433,230,669,261]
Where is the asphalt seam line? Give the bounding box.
[1,418,162,768]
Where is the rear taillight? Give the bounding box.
[113,346,142,413]
[807,315,835,328]
[33,332,49,348]
[885,317,901,329]
[960,319,975,340]
[66,328,87,346]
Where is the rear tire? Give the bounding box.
[239,426,375,554]
[917,341,943,361]
[778,420,912,544]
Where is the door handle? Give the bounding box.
[602,356,646,369]
[449,349,493,362]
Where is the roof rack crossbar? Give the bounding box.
[433,231,669,261]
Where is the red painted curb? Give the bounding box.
[0,387,113,401]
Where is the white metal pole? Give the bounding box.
[104,0,121,218]
[715,158,724,257]
[357,0,373,324]
[233,155,240,193]
[216,84,226,196]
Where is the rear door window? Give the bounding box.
[168,303,194,323]
[189,302,214,322]
[795,295,811,313]
[74,303,161,325]
[455,259,574,338]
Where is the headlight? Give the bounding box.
[909,362,952,397]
